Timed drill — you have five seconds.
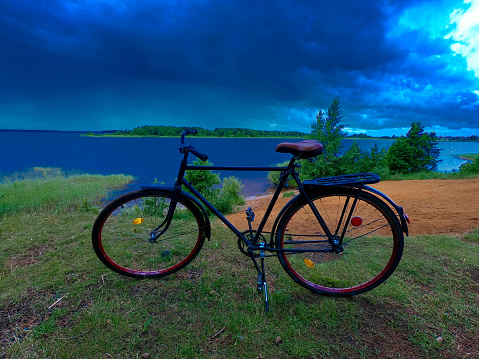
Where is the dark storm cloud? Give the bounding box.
[0,0,477,134]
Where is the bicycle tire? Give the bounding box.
[92,188,208,278]
[276,187,403,296]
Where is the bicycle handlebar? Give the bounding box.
[185,145,208,161]
[181,129,196,147]
[180,129,209,161]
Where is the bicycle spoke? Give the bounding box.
[277,188,403,295]
[93,189,206,277]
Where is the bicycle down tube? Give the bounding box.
[177,148,293,245]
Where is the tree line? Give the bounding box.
[436,135,479,142]
[96,125,306,138]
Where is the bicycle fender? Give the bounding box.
[271,186,409,238]
[362,185,409,236]
[140,185,211,240]
[303,184,409,236]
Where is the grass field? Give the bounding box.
[1,172,478,358]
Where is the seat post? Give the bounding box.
[288,157,296,167]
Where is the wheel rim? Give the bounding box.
[279,192,401,294]
[97,194,203,276]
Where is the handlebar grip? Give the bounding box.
[186,145,208,161]
[185,129,198,135]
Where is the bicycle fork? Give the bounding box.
[148,187,182,242]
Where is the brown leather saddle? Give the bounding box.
[276,140,323,159]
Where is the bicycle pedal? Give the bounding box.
[245,207,255,221]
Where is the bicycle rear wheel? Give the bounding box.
[92,189,207,278]
[276,188,403,296]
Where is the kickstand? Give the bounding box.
[249,244,270,312]
[260,256,269,312]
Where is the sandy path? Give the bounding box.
[226,177,479,236]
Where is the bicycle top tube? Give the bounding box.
[179,129,322,172]
[175,130,308,242]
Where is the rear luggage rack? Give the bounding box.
[303,173,380,188]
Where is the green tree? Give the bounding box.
[386,122,441,173]
[339,141,363,174]
[338,142,388,176]
[269,97,390,184]
[301,96,346,178]
[361,143,388,174]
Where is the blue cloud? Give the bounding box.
[0,0,477,135]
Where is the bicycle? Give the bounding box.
[92,129,409,311]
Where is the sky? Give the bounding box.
[1,0,478,136]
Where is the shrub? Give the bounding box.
[215,176,245,214]
[267,161,297,187]
[283,191,295,198]
[459,158,479,175]
[184,159,221,199]
[184,159,244,215]
[339,141,388,174]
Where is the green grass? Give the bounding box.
[282,191,295,198]
[381,169,478,181]
[1,176,478,358]
[0,167,134,215]
[379,153,479,181]
[458,153,479,161]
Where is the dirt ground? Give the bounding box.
[226,177,479,236]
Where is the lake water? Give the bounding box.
[1,130,479,196]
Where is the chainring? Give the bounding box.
[238,230,265,257]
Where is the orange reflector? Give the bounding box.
[351,216,362,227]
[304,258,314,268]
[132,218,144,225]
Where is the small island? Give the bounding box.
[84,125,307,138]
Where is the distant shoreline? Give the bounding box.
[1,128,478,142]
[81,133,479,142]
[81,133,306,139]
[0,129,87,133]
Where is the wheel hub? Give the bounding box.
[332,237,344,253]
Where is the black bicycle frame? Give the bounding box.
[152,140,353,254]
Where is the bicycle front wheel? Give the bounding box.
[276,188,403,296]
[92,189,207,278]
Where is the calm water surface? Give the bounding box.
[1,131,478,196]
